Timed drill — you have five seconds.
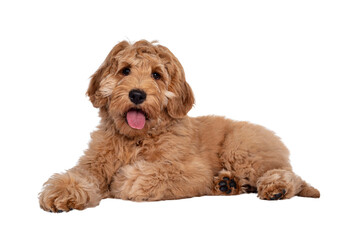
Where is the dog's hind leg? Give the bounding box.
[256,169,320,200]
[212,121,320,199]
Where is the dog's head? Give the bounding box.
[87,40,194,137]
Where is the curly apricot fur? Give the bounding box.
[39,40,319,212]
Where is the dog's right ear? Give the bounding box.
[86,41,130,108]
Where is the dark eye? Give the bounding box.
[122,67,131,76]
[152,72,161,80]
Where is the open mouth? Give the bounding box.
[125,108,148,130]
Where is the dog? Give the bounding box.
[39,40,320,212]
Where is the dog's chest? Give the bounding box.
[119,138,164,164]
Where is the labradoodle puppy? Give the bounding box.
[39,40,320,212]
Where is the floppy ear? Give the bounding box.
[167,80,194,118]
[86,41,130,108]
[161,47,195,118]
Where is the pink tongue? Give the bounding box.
[126,110,146,130]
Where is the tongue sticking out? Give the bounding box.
[126,109,146,130]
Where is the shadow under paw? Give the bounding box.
[241,184,258,193]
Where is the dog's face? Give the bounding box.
[87,40,194,137]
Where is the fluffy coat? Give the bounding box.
[39,40,320,212]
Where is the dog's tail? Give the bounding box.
[297,181,320,198]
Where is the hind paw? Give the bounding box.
[213,171,239,195]
[257,169,300,200]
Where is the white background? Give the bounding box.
[0,0,359,239]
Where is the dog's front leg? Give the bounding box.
[110,159,213,201]
[38,166,104,212]
[39,133,121,212]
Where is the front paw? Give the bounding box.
[39,172,100,212]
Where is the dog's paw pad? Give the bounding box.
[229,179,237,188]
[214,174,238,195]
[49,208,73,213]
[220,185,228,192]
[219,181,227,187]
[270,189,286,200]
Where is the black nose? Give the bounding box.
[129,89,147,105]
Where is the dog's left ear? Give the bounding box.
[87,41,130,108]
[167,77,194,118]
[159,46,195,118]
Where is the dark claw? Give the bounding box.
[69,208,73,211]
[57,210,64,213]
[223,177,230,181]
[226,189,232,194]
[220,186,228,192]
[229,179,237,188]
[219,181,227,187]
